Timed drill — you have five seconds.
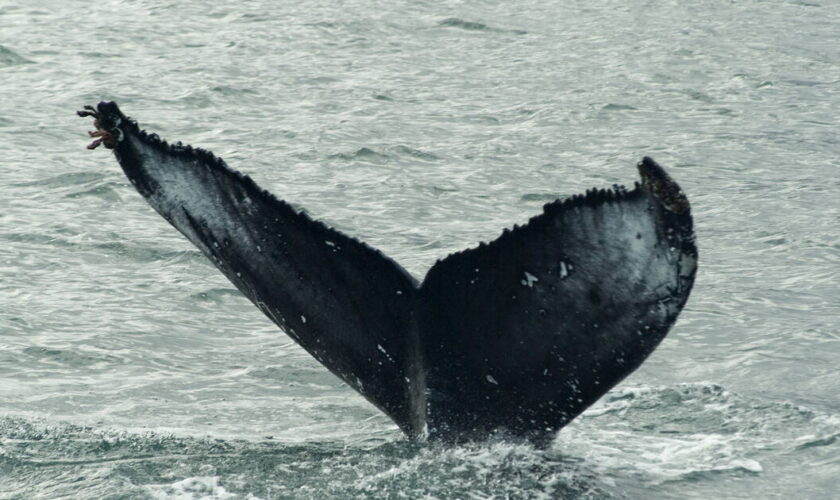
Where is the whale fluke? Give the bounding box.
[80,101,697,445]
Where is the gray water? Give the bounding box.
[2,0,838,498]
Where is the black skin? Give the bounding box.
[80,102,697,446]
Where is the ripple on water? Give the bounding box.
[327,147,390,162]
[520,192,561,202]
[12,171,107,188]
[437,18,528,35]
[188,287,244,303]
[64,183,124,202]
[390,145,440,162]
[0,45,33,66]
[0,231,204,266]
[21,346,124,369]
[210,85,259,97]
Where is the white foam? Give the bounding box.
[554,384,771,486]
[145,476,263,500]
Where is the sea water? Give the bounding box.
[1,0,838,498]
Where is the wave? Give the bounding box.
[438,18,527,35]
[327,146,440,163]
[0,45,33,66]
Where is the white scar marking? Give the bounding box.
[521,272,539,287]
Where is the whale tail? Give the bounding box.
[81,102,696,444]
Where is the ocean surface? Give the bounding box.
[2,0,838,498]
